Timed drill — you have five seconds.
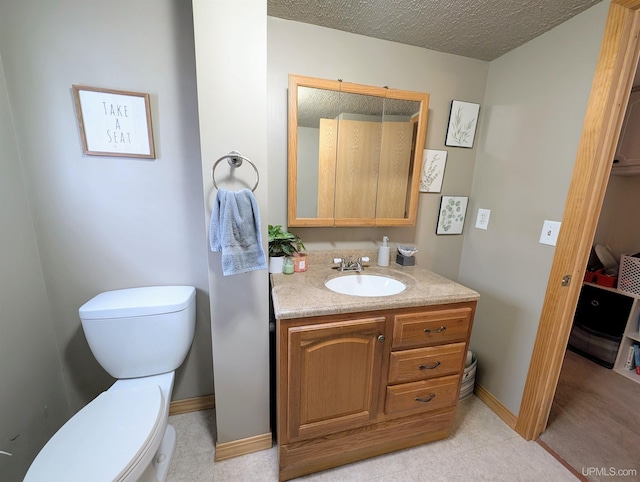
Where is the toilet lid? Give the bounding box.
[24,385,164,482]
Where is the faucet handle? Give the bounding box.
[333,257,346,272]
[359,256,370,263]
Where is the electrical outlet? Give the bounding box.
[539,220,561,246]
[475,208,491,230]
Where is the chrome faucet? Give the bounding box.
[333,256,370,272]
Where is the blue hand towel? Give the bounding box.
[210,188,267,276]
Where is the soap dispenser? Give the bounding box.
[377,236,390,267]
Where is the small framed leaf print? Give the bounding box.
[420,149,447,193]
[436,196,468,235]
[445,100,480,148]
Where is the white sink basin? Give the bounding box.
[325,275,406,297]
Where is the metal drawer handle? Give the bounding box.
[419,361,441,370]
[414,394,436,403]
[424,326,446,334]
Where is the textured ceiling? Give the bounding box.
[268,0,603,61]
[298,87,421,127]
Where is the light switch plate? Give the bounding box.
[475,208,491,230]
[539,220,561,246]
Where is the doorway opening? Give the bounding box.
[516,0,640,442]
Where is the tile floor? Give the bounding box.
[167,395,578,481]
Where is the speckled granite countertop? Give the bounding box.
[270,250,480,319]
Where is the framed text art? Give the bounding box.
[445,100,480,148]
[436,196,468,235]
[72,85,155,158]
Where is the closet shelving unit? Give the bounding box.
[614,293,640,384]
[584,282,640,383]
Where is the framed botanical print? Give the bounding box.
[420,149,447,193]
[445,100,480,148]
[437,196,469,235]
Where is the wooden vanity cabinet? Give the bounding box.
[277,301,476,481]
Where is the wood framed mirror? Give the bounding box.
[288,74,430,227]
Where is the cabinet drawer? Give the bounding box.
[385,375,460,416]
[392,307,472,349]
[388,342,466,384]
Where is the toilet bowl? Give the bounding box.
[24,286,196,482]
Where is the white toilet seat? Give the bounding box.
[24,384,164,482]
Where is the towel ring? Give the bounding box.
[211,151,259,192]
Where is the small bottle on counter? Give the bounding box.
[377,236,390,267]
[283,257,294,274]
[293,252,307,272]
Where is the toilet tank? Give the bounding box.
[79,286,196,379]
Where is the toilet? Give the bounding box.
[24,285,196,482]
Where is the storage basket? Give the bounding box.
[618,254,640,296]
[459,352,477,400]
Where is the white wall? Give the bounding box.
[0,53,70,481]
[192,0,270,444]
[458,1,609,415]
[268,17,489,281]
[0,0,212,415]
[594,175,640,259]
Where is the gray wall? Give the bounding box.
[458,1,608,415]
[268,17,489,281]
[0,54,70,481]
[297,126,320,218]
[192,0,271,444]
[0,0,212,422]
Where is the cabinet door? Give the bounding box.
[317,118,338,218]
[285,316,386,442]
[376,121,414,219]
[335,120,382,220]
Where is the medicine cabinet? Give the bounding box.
[288,75,429,227]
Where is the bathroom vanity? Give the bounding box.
[270,252,479,481]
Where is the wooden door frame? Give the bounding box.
[515,0,640,440]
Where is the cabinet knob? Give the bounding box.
[377,334,386,343]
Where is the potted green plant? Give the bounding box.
[268,224,305,273]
